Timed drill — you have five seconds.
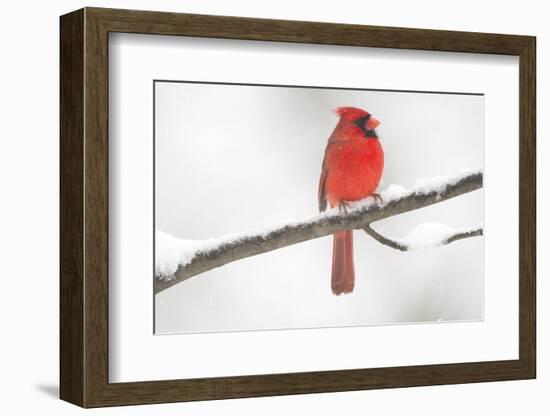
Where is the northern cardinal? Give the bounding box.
[318,107,384,295]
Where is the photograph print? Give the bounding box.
[153,81,483,335]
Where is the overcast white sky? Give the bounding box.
[154,81,484,334]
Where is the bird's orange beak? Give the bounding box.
[367,117,380,130]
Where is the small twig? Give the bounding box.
[364,224,483,252]
[444,227,483,244]
[364,224,408,251]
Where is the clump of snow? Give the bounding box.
[392,222,481,250]
[154,208,339,279]
[155,230,205,279]
[155,214,329,279]
[412,167,482,196]
[344,184,408,212]
[154,215,330,280]
[345,196,378,211]
[380,184,408,201]
[156,228,266,279]
[356,168,482,209]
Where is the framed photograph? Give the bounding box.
[60,7,536,407]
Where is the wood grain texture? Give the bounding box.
[59,9,84,406]
[88,7,532,54]
[59,7,537,408]
[83,9,110,406]
[518,38,537,376]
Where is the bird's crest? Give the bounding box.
[334,106,370,120]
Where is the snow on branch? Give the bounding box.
[155,168,483,294]
[364,222,483,252]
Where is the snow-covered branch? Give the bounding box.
[155,168,483,294]
[364,222,483,251]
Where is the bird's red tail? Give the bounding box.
[331,230,355,295]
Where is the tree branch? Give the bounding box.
[363,224,483,252]
[155,169,482,294]
[363,224,408,251]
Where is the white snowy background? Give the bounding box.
[154,82,484,334]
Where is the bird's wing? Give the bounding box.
[318,149,329,212]
[318,168,328,212]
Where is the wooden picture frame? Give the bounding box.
[60,7,536,408]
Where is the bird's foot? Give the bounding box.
[339,201,351,215]
[371,193,383,205]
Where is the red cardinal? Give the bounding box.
[318,107,384,295]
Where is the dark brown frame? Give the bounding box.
[60,7,536,408]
